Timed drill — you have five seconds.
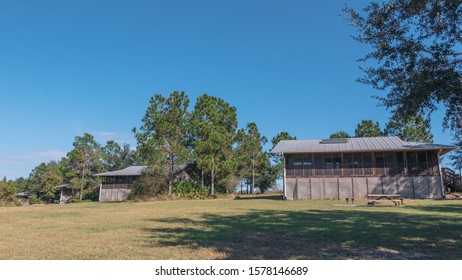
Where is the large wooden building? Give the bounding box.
[271,137,454,200]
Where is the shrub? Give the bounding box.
[172,180,209,199]
[129,170,168,200]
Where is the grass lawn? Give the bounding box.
[1,195,462,260]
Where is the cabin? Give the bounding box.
[271,136,455,200]
[95,164,194,201]
[95,166,146,201]
[56,184,77,204]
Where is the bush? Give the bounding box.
[129,171,168,200]
[172,180,209,199]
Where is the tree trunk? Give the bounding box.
[80,167,85,200]
[201,170,204,188]
[168,153,174,195]
[211,169,215,196]
[251,158,255,194]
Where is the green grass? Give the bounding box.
[1,195,462,259]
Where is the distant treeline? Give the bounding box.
[1,92,296,204]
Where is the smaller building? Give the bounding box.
[95,164,195,201]
[96,166,148,202]
[15,192,30,206]
[56,184,75,204]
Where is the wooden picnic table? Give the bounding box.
[367,194,404,206]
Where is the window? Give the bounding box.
[294,158,303,176]
[375,153,385,175]
[407,152,418,175]
[303,156,312,176]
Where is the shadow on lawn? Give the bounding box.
[404,203,462,215]
[234,194,283,200]
[142,209,462,260]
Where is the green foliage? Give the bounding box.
[449,133,462,175]
[191,94,238,195]
[66,133,103,200]
[236,122,269,194]
[129,168,169,200]
[270,132,297,180]
[254,157,278,193]
[172,180,209,199]
[385,114,434,143]
[344,0,462,134]
[216,175,240,194]
[0,181,17,203]
[355,119,383,137]
[14,177,28,192]
[100,141,134,171]
[133,91,191,195]
[329,131,351,139]
[28,161,63,203]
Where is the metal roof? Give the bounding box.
[94,164,191,177]
[95,166,148,177]
[271,136,455,155]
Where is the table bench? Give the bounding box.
[367,194,404,206]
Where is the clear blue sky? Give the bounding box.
[0,0,454,179]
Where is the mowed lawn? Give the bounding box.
[1,195,462,260]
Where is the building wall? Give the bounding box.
[285,175,443,200]
[99,183,131,201]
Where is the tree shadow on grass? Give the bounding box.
[141,208,462,260]
[404,203,462,215]
[234,195,283,200]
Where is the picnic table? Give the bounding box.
[367,194,404,206]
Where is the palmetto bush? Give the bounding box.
[172,180,208,199]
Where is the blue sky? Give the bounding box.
[0,0,454,179]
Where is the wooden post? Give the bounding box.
[351,177,354,199]
[372,152,376,176]
[311,154,315,176]
[437,149,445,198]
[98,182,103,202]
[337,177,340,200]
[283,153,287,199]
[366,177,369,194]
[309,177,312,200]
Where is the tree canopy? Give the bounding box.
[384,113,434,143]
[355,119,383,137]
[133,91,191,195]
[236,122,268,194]
[449,131,462,175]
[191,94,238,195]
[344,0,462,134]
[270,132,296,180]
[330,131,351,139]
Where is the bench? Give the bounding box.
[345,198,355,204]
[367,194,404,206]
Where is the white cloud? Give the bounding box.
[91,131,136,146]
[5,150,66,165]
[0,150,67,179]
[92,131,119,137]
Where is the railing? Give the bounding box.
[442,168,462,192]
[286,163,439,177]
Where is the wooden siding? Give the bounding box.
[99,176,137,201]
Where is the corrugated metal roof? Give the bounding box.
[271,136,455,155]
[95,166,148,177]
[95,164,191,177]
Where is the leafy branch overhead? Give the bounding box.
[344,0,462,133]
